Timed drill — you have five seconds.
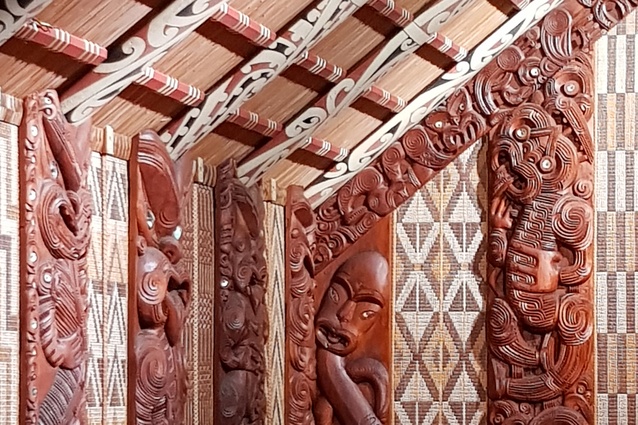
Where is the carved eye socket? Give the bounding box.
[329,287,339,303]
[361,310,376,320]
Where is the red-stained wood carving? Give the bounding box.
[286,187,318,425]
[314,250,391,425]
[133,130,191,424]
[312,0,636,274]
[214,161,268,424]
[20,90,92,424]
[486,52,595,425]
[285,188,393,425]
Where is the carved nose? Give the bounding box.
[337,300,356,323]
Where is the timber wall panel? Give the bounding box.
[595,12,638,424]
[264,202,285,424]
[393,141,487,425]
[86,152,129,425]
[183,182,215,425]
[0,120,19,424]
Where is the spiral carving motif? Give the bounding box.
[487,49,595,423]
[134,130,190,424]
[19,90,92,424]
[215,161,268,424]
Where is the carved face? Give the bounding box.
[316,251,390,356]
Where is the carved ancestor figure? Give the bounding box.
[314,251,390,425]
[215,162,268,424]
[21,90,92,424]
[486,56,595,424]
[134,130,191,424]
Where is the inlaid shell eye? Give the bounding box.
[329,287,339,303]
[361,310,375,319]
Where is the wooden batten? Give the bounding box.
[192,156,216,187]
[90,125,132,160]
[0,90,22,125]
[262,178,287,205]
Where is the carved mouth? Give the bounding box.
[315,320,355,355]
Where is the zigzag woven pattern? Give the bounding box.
[264,202,285,424]
[393,141,487,424]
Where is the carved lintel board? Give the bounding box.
[310,0,638,275]
[19,90,93,424]
[214,160,268,424]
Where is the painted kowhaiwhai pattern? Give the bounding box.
[393,140,486,425]
[595,13,638,424]
[0,121,19,424]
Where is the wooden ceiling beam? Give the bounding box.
[236,0,475,187]
[132,66,345,160]
[0,0,53,46]
[367,0,413,27]
[509,0,531,9]
[134,67,204,106]
[15,19,107,65]
[59,0,227,124]
[210,3,275,47]
[159,0,375,159]
[303,0,564,208]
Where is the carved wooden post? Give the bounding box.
[130,130,191,424]
[285,183,393,425]
[285,187,318,425]
[214,161,268,424]
[485,48,595,424]
[19,90,93,424]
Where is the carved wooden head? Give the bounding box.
[316,251,389,356]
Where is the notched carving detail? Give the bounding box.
[312,1,635,274]
[314,251,390,425]
[287,187,318,425]
[314,86,486,270]
[134,130,191,425]
[215,161,268,424]
[21,89,92,424]
[486,54,595,425]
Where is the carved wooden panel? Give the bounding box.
[314,217,392,425]
[19,90,93,424]
[285,187,392,425]
[285,187,318,425]
[214,161,268,424]
[311,0,637,275]
[132,130,191,424]
[486,52,595,423]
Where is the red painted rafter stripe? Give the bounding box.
[368,0,413,26]
[363,85,406,112]
[295,51,345,82]
[301,138,350,162]
[15,20,107,65]
[428,32,468,61]
[135,67,204,106]
[228,108,282,137]
[210,3,275,47]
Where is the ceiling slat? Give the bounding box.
[236,0,474,187]
[59,0,226,124]
[0,0,53,46]
[303,0,564,208]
